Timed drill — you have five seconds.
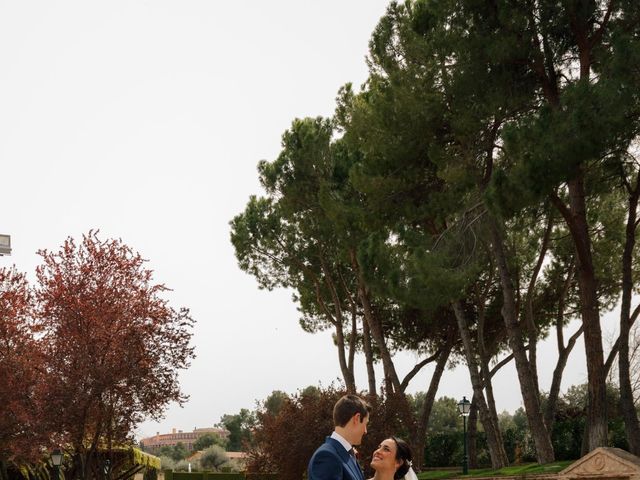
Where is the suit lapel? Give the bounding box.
[325,438,363,480]
[349,455,364,480]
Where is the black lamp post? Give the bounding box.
[51,449,63,480]
[457,396,471,475]
[104,459,111,480]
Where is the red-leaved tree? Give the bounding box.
[0,267,48,469]
[35,232,195,480]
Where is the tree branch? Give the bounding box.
[400,350,441,392]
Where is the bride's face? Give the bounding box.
[370,438,402,473]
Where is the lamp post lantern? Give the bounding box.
[51,449,63,480]
[457,396,471,475]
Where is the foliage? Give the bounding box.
[231,0,640,462]
[193,433,227,452]
[550,383,630,459]
[262,390,288,417]
[32,231,194,480]
[199,446,230,472]
[0,267,48,464]
[424,431,464,468]
[421,397,480,468]
[498,409,537,464]
[170,444,189,463]
[416,461,574,480]
[173,460,191,472]
[159,456,176,471]
[424,397,461,435]
[218,409,256,452]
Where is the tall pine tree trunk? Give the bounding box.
[333,319,356,393]
[553,176,608,450]
[619,178,640,455]
[468,400,479,468]
[318,260,356,393]
[487,216,555,463]
[362,317,377,397]
[453,301,509,468]
[413,340,454,470]
[545,326,583,431]
[351,249,402,392]
[0,460,8,480]
[477,307,505,455]
[545,263,582,430]
[523,212,553,394]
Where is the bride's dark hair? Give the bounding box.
[391,436,412,480]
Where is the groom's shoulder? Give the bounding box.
[312,437,340,457]
[308,439,344,480]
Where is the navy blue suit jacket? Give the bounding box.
[308,437,364,480]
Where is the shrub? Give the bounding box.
[160,456,176,471]
[200,446,231,472]
[424,432,462,467]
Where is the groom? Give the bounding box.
[308,394,371,480]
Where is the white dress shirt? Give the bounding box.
[330,431,352,453]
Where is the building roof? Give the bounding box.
[140,427,229,445]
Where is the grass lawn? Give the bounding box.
[417,461,575,480]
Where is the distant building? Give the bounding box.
[140,427,229,453]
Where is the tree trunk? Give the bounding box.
[553,176,608,450]
[477,306,505,455]
[453,301,509,468]
[545,325,583,431]
[413,339,454,470]
[362,316,377,397]
[524,212,553,394]
[487,216,555,463]
[604,304,640,377]
[352,257,420,447]
[318,260,356,393]
[348,307,357,381]
[351,249,402,393]
[0,460,8,480]
[545,261,577,429]
[468,399,479,468]
[619,180,640,455]
[333,320,356,393]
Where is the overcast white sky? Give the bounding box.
[0,1,617,441]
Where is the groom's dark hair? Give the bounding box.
[333,394,371,427]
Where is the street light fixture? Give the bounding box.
[457,396,471,475]
[51,449,63,480]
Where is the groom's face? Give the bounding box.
[352,412,369,445]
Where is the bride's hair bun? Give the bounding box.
[391,436,413,480]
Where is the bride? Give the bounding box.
[369,436,417,480]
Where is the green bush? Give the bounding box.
[424,432,462,467]
[200,446,230,472]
